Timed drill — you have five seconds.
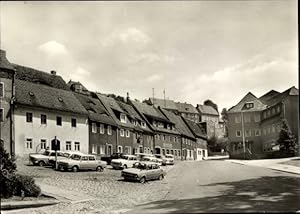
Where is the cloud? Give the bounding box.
[38,40,68,56]
[146,74,163,83]
[100,27,151,47]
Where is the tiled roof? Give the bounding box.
[15,79,87,115]
[149,98,178,110]
[160,108,194,139]
[197,104,219,116]
[262,86,298,107]
[259,90,280,104]
[0,50,15,71]
[13,64,69,90]
[67,81,89,93]
[228,92,267,113]
[182,117,207,139]
[96,94,135,129]
[73,93,117,126]
[175,102,198,114]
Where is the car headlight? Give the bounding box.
[135,174,139,178]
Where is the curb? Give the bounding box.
[1,199,59,211]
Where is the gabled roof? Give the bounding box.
[0,50,15,71]
[13,64,69,90]
[197,104,219,116]
[259,90,280,104]
[160,108,194,139]
[182,117,207,139]
[96,94,135,129]
[175,102,199,114]
[15,79,87,115]
[262,86,298,107]
[149,98,178,110]
[228,92,267,113]
[73,93,117,126]
[68,81,90,94]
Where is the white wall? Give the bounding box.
[14,107,89,157]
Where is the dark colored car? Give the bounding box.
[101,152,124,165]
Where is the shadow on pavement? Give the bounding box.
[132,176,300,213]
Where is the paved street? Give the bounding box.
[10,159,300,214]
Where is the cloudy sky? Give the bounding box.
[0,1,298,111]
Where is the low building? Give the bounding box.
[0,50,15,155]
[13,65,89,157]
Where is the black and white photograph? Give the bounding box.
[0,1,299,213]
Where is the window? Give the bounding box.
[71,118,77,127]
[254,114,260,122]
[66,141,71,150]
[236,130,241,137]
[41,114,47,125]
[267,110,271,117]
[272,125,276,133]
[0,82,3,98]
[124,146,131,155]
[99,145,105,155]
[263,128,267,135]
[107,126,112,135]
[100,124,105,134]
[126,130,130,138]
[92,122,97,133]
[245,129,251,137]
[0,108,3,122]
[277,124,281,132]
[277,106,281,113]
[244,114,251,123]
[89,156,96,161]
[41,139,47,149]
[92,144,96,154]
[272,108,276,115]
[120,129,125,137]
[26,112,33,123]
[263,111,267,119]
[74,142,80,151]
[26,138,33,149]
[167,124,171,130]
[178,150,181,157]
[267,126,271,134]
[245,102,254,109]
[169,136,171,142]
[141,122,146,128]
[56,116,62,126]
[255,129,261,136]
[235,115,241,123]
[120,114,126,123]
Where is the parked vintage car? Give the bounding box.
[141,156,163,166]
[101,152,124,165]
[163,154,175,165]
[29,150,64,166]
[58,153,107,172]
[121,162,166,183]
[49,151,84,167]
[111,155,138,169]
[135,153,154,161]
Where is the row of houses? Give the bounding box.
[0,49,208,161]
[227,87,299,159]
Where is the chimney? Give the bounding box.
[0,49,15,71]
[50,70,56,75]
[126,92,130,103]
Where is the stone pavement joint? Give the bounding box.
[226,157,300,175]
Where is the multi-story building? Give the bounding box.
[182,117,208,160]
[227,87,299,159]
[196,104,220,138]
[130,100,182,159]
[71,88,118,157]
[0,50,15,155]
[159,108,197,160]
[13,64,89,157]
[259,87,299,153]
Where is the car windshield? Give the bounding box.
[63,153,71,158]
[43,151,51,156]
[133,162,147,170]
[121,155,129,160]
[165,155,173,158]
[70,154,81,160]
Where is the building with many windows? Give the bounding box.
[0,50,15,155]
[13,65,89,156]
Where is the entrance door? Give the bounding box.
[155,147,161,154]
[51,139,60,151]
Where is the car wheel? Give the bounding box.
[158,174,164,180]
[123,164,127,169]
[72,166,79,172]
[140,176,146,184]
[96,166,104,172]
[38,161,45,167]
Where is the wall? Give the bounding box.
[0,70,13,153]
[284,96,299,141]
[14,106,89,157]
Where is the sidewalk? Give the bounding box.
[226,157,300,175]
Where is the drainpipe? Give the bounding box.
[10,69,16,157]
[116,128,119,153]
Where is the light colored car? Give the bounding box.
[49,151,84,167]
[121,161,166,183]
[135,153,155,161]
[58,154,107,172]
[141,156,163,166]
[163,154,175,165]
[29,150,64,166]
[111,155,138,169]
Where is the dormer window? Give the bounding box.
[120,114,126,123]
[141,122,146,128]
[58,97,63,102]
[244,102,254,109]
[153,121,157,127]
[29,92,34,96]
[167,124,171,130]
[133,120,138,126]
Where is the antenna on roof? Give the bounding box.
[152,88,155,106]
[163,89,166,108]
